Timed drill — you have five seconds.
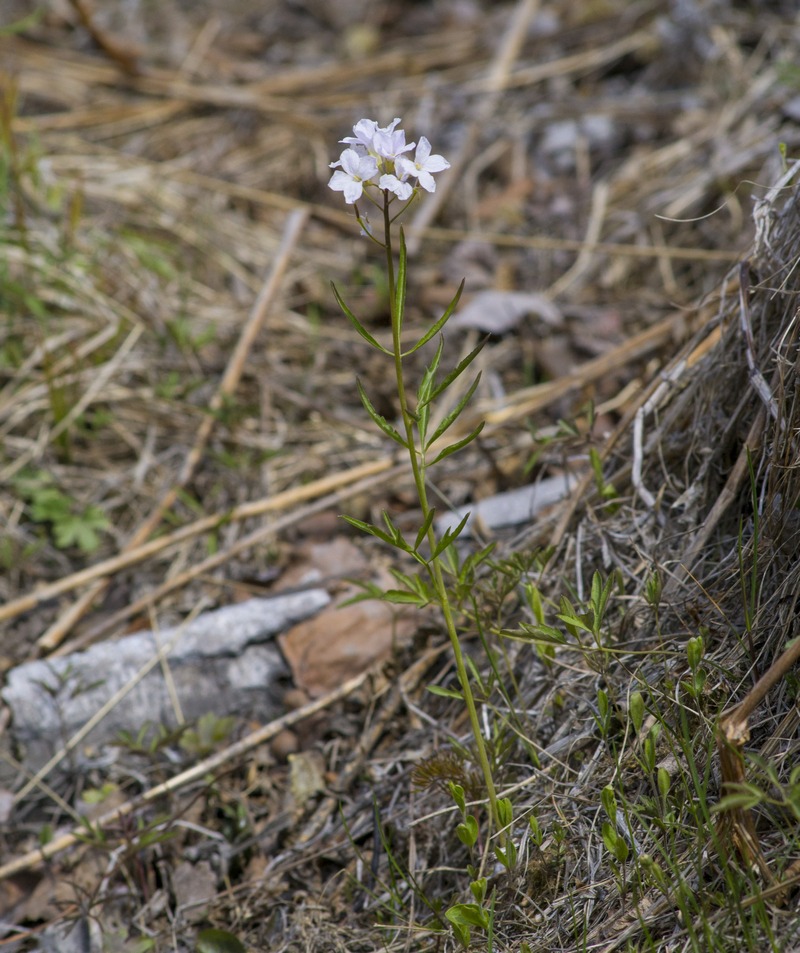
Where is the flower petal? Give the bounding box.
[379,174,413,200]
[417,170,436,192]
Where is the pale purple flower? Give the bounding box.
[328,149,378,204]
[329,119,449,208]
[379,173,413,201]
[395,136,450,192]
[372,126,415,163]
[341,118,401,154]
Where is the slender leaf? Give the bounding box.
[395,228,408,335]
[430,421,485,465]
[356,379,407,447]
[383,589,429,605]
[341,514,396,547]
[426,373,482,449]
[418,339,486,410]
[428,684,464,700]
[382,509,412,550]
[416,338,444,406]
[416,337,445,444]
[331,282,392,355]
[390,568,435,604]
[431,512,471,559]
[414,508,436,551]
[402,279,465,356]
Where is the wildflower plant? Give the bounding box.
[328,119,506,868]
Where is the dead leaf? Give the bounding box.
[450,290,562,335]
[276,537,369,592]
[172,860,217,923]
[279,595,413,697]
[288,749,326,807]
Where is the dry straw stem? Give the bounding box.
[35,207,309,653]
[0,459,396,628]
[716,631,800,886]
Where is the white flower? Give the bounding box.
[328,148,379,204]
[395,136,450,192]
[379,174,413,201]
[341,117,401,154]
[372,126,415,163]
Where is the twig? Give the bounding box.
[67,0,140,76]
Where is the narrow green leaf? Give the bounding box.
[418,339,485,409]
[601,785,617,820]
[431,512,471,559]
[331,282,392,355]
[429,421,485,465]
[337,579,393,606]
[395,228,408,335]
[629,690,645,735]
[356,379,407,448]
[384,589,428,605]
[416,338,445,444]
[556,610,592,634]
[506,622,567,645]
[414,508,436,552]
[340,514,396,547]
[428,684,464,701]
[417,337,445,405]
[426,373,482,450]
[382,509,408,548]
[402,278,465,356]
[465,656,485,693]
[713,786,765,812]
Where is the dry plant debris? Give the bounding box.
[1,0,800,950]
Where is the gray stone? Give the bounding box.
[2,591,329,772]
[436,473,579,538]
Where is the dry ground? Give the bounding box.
[1,0,800,950]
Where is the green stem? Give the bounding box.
[381,197,501,839]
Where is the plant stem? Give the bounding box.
[381,197,501,838]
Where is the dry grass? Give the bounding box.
[1,0,800,950]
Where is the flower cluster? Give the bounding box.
[328,118,450,205]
